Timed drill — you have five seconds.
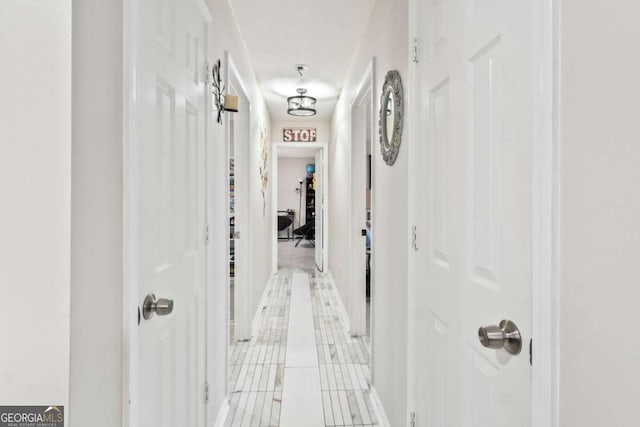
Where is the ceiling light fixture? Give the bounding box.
[287,64,317,116]
[287,88,317,116]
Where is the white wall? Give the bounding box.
[69,0,124,425]
[206,0,273,417]
[0,0,71,414]
[329,0,408,424]
[278,157,315,227]
[272,120,330,143]
[557,1,640,425]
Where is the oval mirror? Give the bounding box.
[378,70,404,165]
[383,88,395,149]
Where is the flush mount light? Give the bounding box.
[287,88,317,117]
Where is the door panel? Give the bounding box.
[415,0,533,425]
[134,0,208,425]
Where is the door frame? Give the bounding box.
[225,51,253,345]
[271,141,329,274]
[404,1,559,426]
[348,58,376,343]
[122,1,214,425]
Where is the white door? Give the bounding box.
[314,150,323,271]
[414,0,535,425]
[134,0,208,425]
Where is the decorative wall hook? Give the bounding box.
[210,59,239,124]
[211,59,225,123]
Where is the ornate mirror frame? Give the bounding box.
[378,70,404,166]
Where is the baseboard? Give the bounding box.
[369,386,391,427]
[213,397,230,427]
[251,273,277,336]
[325,270,351,333]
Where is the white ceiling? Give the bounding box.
[228,0,375,121]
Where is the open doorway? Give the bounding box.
[271,142,328,275]
[276,151,316,270]
[226,54,252,399]
[350,59,375,362]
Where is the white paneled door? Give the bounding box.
[414,0,535,425]
[132,0,209,425]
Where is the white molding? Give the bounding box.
[212,397,230,427]
[348,58,376,338]
[531,0,559,426]
[225,51,252,343]
[271,141,329,274]
[369,386,391,427]
[405,0,420,420]
[271,143,279,274]
[325,270,351,333]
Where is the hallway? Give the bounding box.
[225,243,378,426]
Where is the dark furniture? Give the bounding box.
[305,175,315,225]
[277,210,294,240]
[292,222,315,247]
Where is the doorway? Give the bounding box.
[350,59,375,352]
[226,54,252,351]
[271,142,329,275]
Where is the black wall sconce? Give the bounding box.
[211,59,239,124]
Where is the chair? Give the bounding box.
[277,210,294,240]
[292,222,315,247]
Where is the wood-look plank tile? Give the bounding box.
[260,391,274,426]
[346,390,363,425]
[250,391,266,426]
[338,390,353,426]
[232,392,249,427]
[225,249,380,427]
[271,391,282,426]
[322,391,335,426]
[251,365,263,391]
[240,392,258,427]
[354,390,372,425]
[329,390,343,426]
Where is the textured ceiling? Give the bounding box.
[229,0,375,121]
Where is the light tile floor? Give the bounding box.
[224,241,378,426]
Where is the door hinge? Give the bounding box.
[411,225,418,250]
[204,224,210,245]
[529,338,533,366]
[204,382,210,403]
[410,411,416,427]
[411,37,419,63]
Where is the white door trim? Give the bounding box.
[404,0,559,425]
[225,51,253,343]
[271,141,329,275]
[348,58,375,342]
[531,0,560,425]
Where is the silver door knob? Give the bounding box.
[478,319,522,355]
[142,294,174,320]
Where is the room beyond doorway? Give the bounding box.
[271,142,329,274]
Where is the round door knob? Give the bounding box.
[478,319,522,355]
[142,294,174,320]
